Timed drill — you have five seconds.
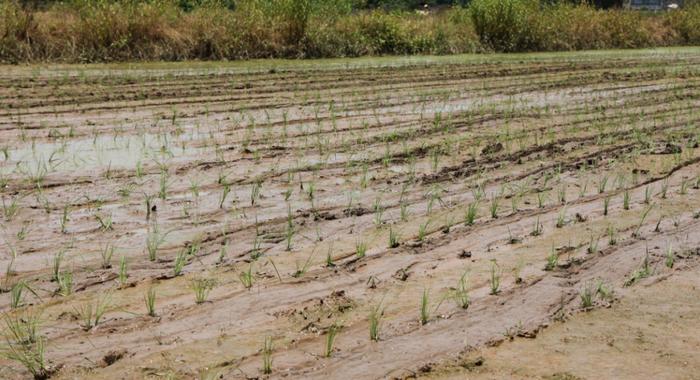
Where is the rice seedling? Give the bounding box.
[536,190,547,208]
[598,175,608,194]
[464,202,478,226]
[57,271,73,296]
[0,334,49,379]
[144,287,157,317]
[240,264,254,289]
[191,278,216,304]
[417,220,429,242]
[603,196,610,216]
[1,196,20,221]
[544,247,558,271]
[607,225,617,246]
[75,293,112,331]
[294,246,318,278]
[680,178,689,195]
[262,336,273,374]
[373,198,383,225]
[250,233,263,260]
[10,281,32,309]
[557,184,566,204]
[285,211,295,251]
[660,178,669,199]
[489,261,501,295]
[355,240,367,259]
[419,288,431,325]
[644,185,652,204]
[530,216,543,236]
[489,194,499,219]
[442,215,455,234]
[173,250,187,276]
[100,244,114,269]
[388,227,400,248]
[159,169,169,200]
[219,180,232,209]
[118,256,128,287]
[59,205,70,234]
[453,271,470,309]
[95,212,113,231]
[324,323,339,358]
[622,189,630,210]
[665,244,674,268]
[368,302,385,341]
[587,234,600,254]
[325,243,335,268]
[633,204,653,238]
[400,202,409,222]
[579,281,596,309]
[51,250,65,282]
[555,207,567,228]
[146,223,167,262]
[625,249,652,286]
[251,180,262,206]
[3,310,41,346]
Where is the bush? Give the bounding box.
[0,0,697,63]
[0,1,35,62]
[469,0,538,52]
[666,4,700,44]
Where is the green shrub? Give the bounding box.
[666,4,700,44]
[469,0,537,52]
[0,0,696,63]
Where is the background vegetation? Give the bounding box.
[0,0,699,63]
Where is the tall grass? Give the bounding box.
[2,0,698,63]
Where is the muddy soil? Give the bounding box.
[1,49,700,379]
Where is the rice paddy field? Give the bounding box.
[1,48,700,379]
